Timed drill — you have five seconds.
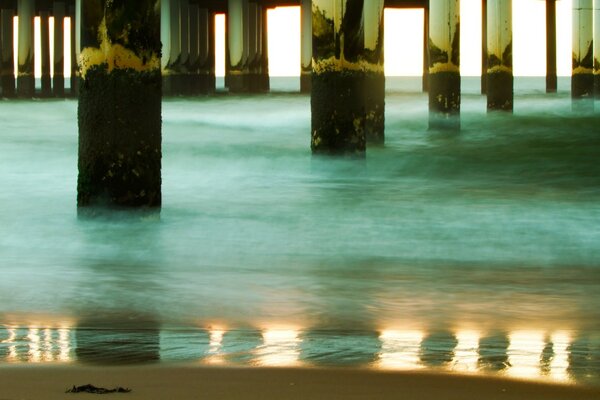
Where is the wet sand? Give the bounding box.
[0,365,599,400]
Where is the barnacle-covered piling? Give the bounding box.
[428,0,460,130]
[77,0,162,208]
[572,0,594,99]
[486,0,513,111]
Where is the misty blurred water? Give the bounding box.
[0,77,599,384]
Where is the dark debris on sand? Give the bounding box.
[66,384,132,394]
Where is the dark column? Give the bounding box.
[312,0,381,155]
[486,0,513,111]
[428,0,461,130]
[40,11,52,97]
[248,1,258,90]
[188,2,200,94]
[259,5,269,91]
[300,0,312,93]
[162,0,183,96]
[422,6,430,92]
[546,0,557,93]
[481,0,487,94]
[207,10,216,92]
[77,0,161,208]
[365,0,385,145]
[0,5,16,97]
[17,0,35,97]
[53,1,65,96]
[572,0,594,100]
[180,0,191,95]
[69,1,77,96]
[594,0,599,97]
[227,0,246,91]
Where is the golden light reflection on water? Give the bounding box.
[549,332,572,383]
[204,329,226,365]
[1,327,18,362]
[452,331,480,373]
[57,328,71,362]
[378,330,425,370]
[27,328,41,363]
[257,329,301,367]
[507,331,546,380]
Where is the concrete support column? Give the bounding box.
[162,0,183,96]
[69,1,77,96]
[227,0,246,91]
[17,0,35,97]
[40,11,52,97]
[195,7,215,94]
[311,0,381,155]
[248,1,258,90]
[364,0,385,144]
[594,0,600,97]
[546,0,557,93]
[188,2,200,94]
[301,0,312,92]
[53,1,65,96]
[180,0,190,94]
[77,0,161,208]
[423,7,430,92]
[428,0,461,130]
[486,0,512,111]
[572,0,594,99]
[260,5,269,91]
[0,6,16,97]
[481,0,487,94]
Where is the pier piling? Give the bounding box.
[40,10,52,97]
[53,1,65,97]
[301,0,312,92]
[311,0,383,155]
[594,0,599,97]
[546,0,557,93]
[77,0,162,208]
[364,0,385,144]
[486,0,513,111]
[428,0,461,130]
[17,0,35,98]
[572,0,594,100]
[0,4,16,97]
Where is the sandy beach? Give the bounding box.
[1,365,599,400]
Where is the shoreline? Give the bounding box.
[1,365,599,400]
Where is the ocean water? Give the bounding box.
[1,77,599,385]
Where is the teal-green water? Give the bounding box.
[0,77,599,385]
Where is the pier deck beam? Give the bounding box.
[594,0,599,97]
[572,0,594,100]
[77,0,162,208]
[428,0,461,130]
[0,5,16,98]
[546,0,557,93]
[364,0,385,144]
[486,0,513,111]
[17,0,35,97]
[300,0,312,92]
[311,0,383,155]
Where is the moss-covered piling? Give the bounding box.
[572,0,594,99]
[486,0,513,111]
[311,0,384,155]
[77,0,161,208]
[428,0,461,130]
